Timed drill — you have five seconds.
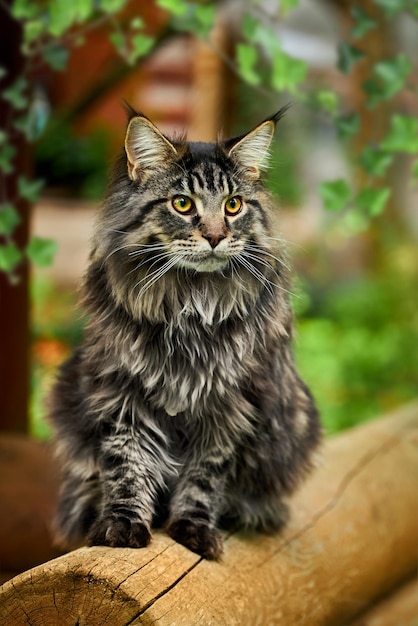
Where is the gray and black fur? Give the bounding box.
[49,107,321,559]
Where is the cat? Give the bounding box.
[49,106,321,560]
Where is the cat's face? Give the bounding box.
[95,109,288,301]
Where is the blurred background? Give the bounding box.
[1,0,418,440]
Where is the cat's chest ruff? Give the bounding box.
[131,316,256,417]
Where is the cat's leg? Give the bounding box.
[167,451,230,560]
[54,467,102,548]
[87,414,174,549]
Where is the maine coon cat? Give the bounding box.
[50,106,321,559]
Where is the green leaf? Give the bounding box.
[236,44,261,85]
[74,0,94,21]
[129,34,155,64]
[359,146,393,177]
[156,0,188,16]
[0,242,23,273]
[375,0,410,17]
[281,0,300,11]
[0,66,6,80]
[18,176,44,202]
[243,14,260,41]
[350,6,377,39]
[0,130,7,145]
[42,42,69,71]
[194,4,216,38]
[0,204,21,235]
[11,0,39,19]
[356,187,391,216]
[26,237,58,267]
[24,20,46,44]
[319,179,352,212]
[337,42,365,74]
[99,0,127,13]
[2,77,28,110]
[336,113,360,140]
[110,31,126,55]
[381,115,418,153]
[317,90,338,115]
[271,49,308,94]
[48,1,77,36]
[362,78,387,108]
[0,144,16,174]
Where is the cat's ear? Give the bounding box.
[226,105,290,178]
[125,115,178,181]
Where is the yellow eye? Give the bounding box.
[225,196,242,216]
[172,195,194,214]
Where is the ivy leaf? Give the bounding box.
[381,115,418,153]
[243,14,260,41]
[129,34,155,64]
[281,0,300,11]
[337,42,365,74]
[356,187,391,216]
[11,0,39,19]
[271,49,308,94]
[156,0,188,16]
[194,4,216,38]
[2,78,28,110]
[110,31,126,56]
[336,113,360,140]
[359,146,393,177]
[26,237,58,267]
[350,6,377,39]
[74,0,94,21]
[0,204,21,235]
[18,176,44,202]
[48,1,77,36]
[319,179,352,212]
[0,144,16,174]
[99,0,127,13]
[317,90,338,115]
[375,0,410,17]
[23,20,46,45]
[0,242,23,273]
[42,42,69,71]
[236,44,261,85]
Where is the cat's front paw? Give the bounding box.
[167,518,223,560]
[87,516,152,549]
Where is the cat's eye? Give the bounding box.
[225,196,243,216]
[172,195,194,214]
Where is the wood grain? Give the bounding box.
[1,403,417,626]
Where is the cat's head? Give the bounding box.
[92,108,289,313]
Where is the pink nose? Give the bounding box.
[202,232,226,249]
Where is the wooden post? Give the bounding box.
[0,1,30,433]
[0,403,417,625]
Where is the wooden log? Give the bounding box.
[350,578,418,626]
[0,403,417,626]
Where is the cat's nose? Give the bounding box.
[203,232,226,249]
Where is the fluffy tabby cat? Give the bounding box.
[50,106,321,560]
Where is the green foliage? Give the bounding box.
[319,179,352,212]
[294,259,418,433]
[26,237,58,267]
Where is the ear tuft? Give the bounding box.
[228,121,275,178]
[125,115,178,181]
[226,104,291,178]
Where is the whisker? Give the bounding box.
[244,244,291,272]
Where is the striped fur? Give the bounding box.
[49,110,321,559]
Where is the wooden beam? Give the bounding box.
[0,403,417,625]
